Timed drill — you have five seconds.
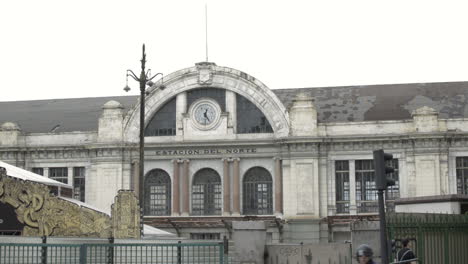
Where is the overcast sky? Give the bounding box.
[1,0,468,102]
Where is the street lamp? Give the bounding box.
[124,44,164,232]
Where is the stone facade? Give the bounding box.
[2,63,468,242]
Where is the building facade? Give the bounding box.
[1,62,468,242]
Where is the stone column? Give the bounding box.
[67,167,73,186]
[225,90,237,133]
[176,92,187,137]
[172,159,180,216]
[274,157,283,215]
[181,159,190,216]
[349,160,357,215]
[223,158,231,215]
[232,158,241,215]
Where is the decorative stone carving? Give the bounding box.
[111,190,141,239]
[0,170,112,237]
[0,168,142,239]
[196,62,215,85]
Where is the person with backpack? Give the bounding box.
[396,239,416,263]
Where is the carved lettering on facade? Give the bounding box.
[152,148,257,156]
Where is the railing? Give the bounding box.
[0,238,228,264]
[387,213,468,264]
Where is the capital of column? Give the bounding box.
[182,159,190,163]
[273,156,282,161]
[172,159,183,164]
[232,157,240,162]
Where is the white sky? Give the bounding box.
[1,0,468,102]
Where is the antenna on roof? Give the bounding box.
[205,3,208,62]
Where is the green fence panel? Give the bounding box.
[0,241,227,264]
[387,213,468,264]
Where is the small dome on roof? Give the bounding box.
[102,100,124,109]
[1,122,21,131]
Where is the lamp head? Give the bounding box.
[123,85,131,93]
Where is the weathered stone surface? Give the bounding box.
[111,190,141,239]
[0,170,112,237]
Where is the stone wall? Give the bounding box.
[266,243,352,264]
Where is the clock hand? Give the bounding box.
[204,109,210,121]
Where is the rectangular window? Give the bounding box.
[335,161,350,213]
[456,157,468,194]
[385,159,400,200]
[355,160,378,213]
[73,167,85,202]
[49,167,68,184]
[190,233,221,240]
[32,168,44,176]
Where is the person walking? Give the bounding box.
[396,239,416,264]
[356,244,377,264]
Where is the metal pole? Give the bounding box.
[139,44,147,234]
[378,189,388,264]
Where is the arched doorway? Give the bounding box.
[144,169,171,216]
[192,168,222,215]
[242,167,273,215]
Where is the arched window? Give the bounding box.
[192,168,222,215]
[144,169,171,216]
[243,167,273,215]
[145,97,176,136]
[236,94,273,134]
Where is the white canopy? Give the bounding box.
[0,160,70,188]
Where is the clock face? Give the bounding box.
[194,103,216,126]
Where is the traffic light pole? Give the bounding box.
[378,189,389,264]
[373,149,395,264]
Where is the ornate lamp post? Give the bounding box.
[124,44,164,231]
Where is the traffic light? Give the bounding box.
[373,149,396,190]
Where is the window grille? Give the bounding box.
[49,167,68,184]
[190,233,221,240]
[242,167,273,215]
[192,168,222,216]
[32,167,44,176]
[144,169,171,216]
[335,161,350,213]
[73,167,85,202]
[385,159,400,203]
[236,94,273,134]
[456,157,468,194]
[355,160,377,213]
[354,159,399,213]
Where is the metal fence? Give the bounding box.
[0,238,228,264]
[387,213,468,264]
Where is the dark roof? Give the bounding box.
[274,81,468,122]
[0,96,138,133]
[1,81,468,133]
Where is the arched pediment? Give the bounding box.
[123,62,289,142]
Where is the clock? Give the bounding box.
[194,103,216,126]
[189,99,221,130]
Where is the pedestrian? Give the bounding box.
[396,238,416,263]
[356,244,377,264]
